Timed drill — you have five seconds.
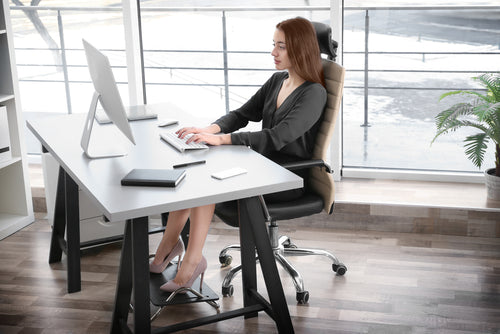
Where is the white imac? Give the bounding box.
[81,39,136,159]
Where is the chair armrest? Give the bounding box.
[281,159,333,174]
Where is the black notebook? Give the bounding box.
[121,168,186,187]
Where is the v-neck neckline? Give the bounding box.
[275,74,306,111]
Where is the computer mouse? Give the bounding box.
[158,119,178,127]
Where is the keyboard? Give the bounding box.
[160,132,208,153]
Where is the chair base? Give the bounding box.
[219,225,347,304]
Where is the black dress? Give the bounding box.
[214,71,327,203]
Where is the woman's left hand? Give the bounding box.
[185,133,231,146]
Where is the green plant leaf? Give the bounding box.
[477,73,500,102]
[432,73,500,167]
[464,133,488,169]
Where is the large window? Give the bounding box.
[9,1,126,153]
[11,2,127,115]
[138,3,330,122]
[342,3,500,175]
[9,1,500,180]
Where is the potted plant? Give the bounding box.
[432,73,500,200]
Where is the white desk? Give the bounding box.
[27,103,302,334]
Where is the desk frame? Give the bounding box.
[50,167,294,333]
[30,111,298,333]
[49,167,81,293]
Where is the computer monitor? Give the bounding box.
[80,39,136,159]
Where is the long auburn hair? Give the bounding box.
[276,17,325,87]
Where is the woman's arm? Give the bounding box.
[177,74,282,147]
[231,83,326,155]
[214,73,283,133]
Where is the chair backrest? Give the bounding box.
[312,22,338,61]
[309,23,346,214]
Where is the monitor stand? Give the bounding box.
[80,92,128,159]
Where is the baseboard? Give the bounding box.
[33,189,500,238]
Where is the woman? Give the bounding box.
[151,17,327,293]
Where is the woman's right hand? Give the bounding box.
[176,124,221,139]
[175,124,229,146]
[175,126,202,139]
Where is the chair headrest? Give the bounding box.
[312,21,338,61]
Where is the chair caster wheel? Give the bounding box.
[282,238,297,249]
[296,291,309,304]
[332,263,347,275]
[219,254,232,267]
[222,285,234,297]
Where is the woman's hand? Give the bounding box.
[175,124,231,146]
[176,124,220,138]
[184,133,231,146]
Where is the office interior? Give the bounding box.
[1,1,499,333]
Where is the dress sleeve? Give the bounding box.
[213,73,279,133]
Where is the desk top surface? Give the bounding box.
[27,103,303,221]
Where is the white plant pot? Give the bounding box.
[484,168,500,200]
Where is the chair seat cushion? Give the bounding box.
[267,194,324,220]
[215,194,324,227]
[215,200,239,227]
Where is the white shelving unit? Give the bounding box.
[0,0,34,240]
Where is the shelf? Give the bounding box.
[0,213,34,240]
[0,0,34,241]
[0,93,14,103]
[0,155,21,170]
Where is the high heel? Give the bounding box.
[160,256,207,293]
[149,238,184,274]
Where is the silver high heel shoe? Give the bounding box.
[149,238,184,274]
[159,256,207,293]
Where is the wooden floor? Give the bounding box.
[0,212,499,334]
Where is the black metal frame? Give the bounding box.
[47,165,166,292]
[49,166,295,333]
[110,196,294,333]
[48,166,81,293]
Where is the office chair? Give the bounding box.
[214,22,347,304]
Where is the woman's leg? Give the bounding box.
[151,208,191,266]
[172,203,215,285]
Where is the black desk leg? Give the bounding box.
[48,167,81,293]
[239,197,295,334]
[48,167,66,264]
[237,199,258,319]
[131,217,151,332]
[65,172,81,293]
[111,217,151,334]
[111,219,133,333]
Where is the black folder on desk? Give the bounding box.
[121,168,186,187]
